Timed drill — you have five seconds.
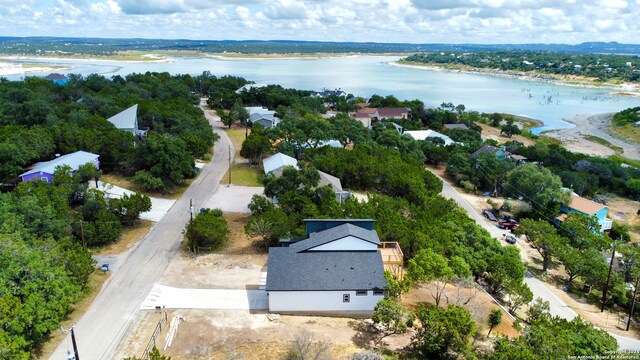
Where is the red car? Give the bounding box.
[499,219,520,230]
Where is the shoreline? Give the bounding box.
[202,52,404,60]
[390,61,640,95]
[0,54,174,64]
[544,112,640,160]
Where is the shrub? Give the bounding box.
[185,208,228,252]
[133,170,165,192]
[460,180,475,193]
[502,200,513,211]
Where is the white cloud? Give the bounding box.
[0,0,637,44]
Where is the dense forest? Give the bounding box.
[1,37,640,56]
[0,72,235,358]
[403,51,640,82]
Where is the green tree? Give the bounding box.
[516,219,562,272]
[124,346,171,360]
[185,208,228,252]
[132,170,164,192]
[411,304,476,359]
[500,123,521,138]
[240,131,272,165]
[371,299,414,346]
[504,280,533,314]
[487,308,503,336]
[408,249,471,306]
[485,246,525,295]
[504,163,563,214]
[108,192,152,225]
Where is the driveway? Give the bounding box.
[203,185,264,213]
[92,180,176,222]
[140,285,268,310]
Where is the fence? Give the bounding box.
[140,310,168,360]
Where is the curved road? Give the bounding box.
[433,169,640,351]
[50,100,232,360]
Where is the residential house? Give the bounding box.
[44,73,68,85]
[376,108,411,120]
[403,129,457,146]
[310,89,346,98]
[246,106,280,128]
[558,193,612,232]
[266,219,388,316]
[472,145,527,164]
[235,83,266,94]
[262,153,351,202]
[107,104,147,137]
[351,107,410,128]
[443,123,469,131]
[263,153,299,176]
[20,151,99,183]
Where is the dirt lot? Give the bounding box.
[606,196,640,242]
[477,123,535,146]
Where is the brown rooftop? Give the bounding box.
[568,194,606,215]
[377,108,410,118]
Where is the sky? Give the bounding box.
[0,0,638,44]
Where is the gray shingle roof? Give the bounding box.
[472,145,499,156]
[265,248,387,291]
[289,223,380,252]
[318,170,343,192]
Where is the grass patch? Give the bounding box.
[35,270,111,359]
[610,155,640,168]
[92,220,154,256]
[584,135,624,154]
[223,163,262,187]
[219,212,260,255]
[224,127,248,161]
[610,123,640,145]
[100,173,193,200]
[499,113,543,130]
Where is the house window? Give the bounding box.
[373,290,384,296]
[343,294,350,303]
[41,177,49,182]
[356,290,367,296]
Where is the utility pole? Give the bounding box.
[228,145,232,186]
[189,198,194,222]
[601,239,618,312]
[79,220,85,248]
[70,326,80,360]
[627,274,640,331]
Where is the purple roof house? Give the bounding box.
[20,151,100,183]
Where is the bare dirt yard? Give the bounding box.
[477,123,535,147]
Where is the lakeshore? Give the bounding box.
[392,61,640,96]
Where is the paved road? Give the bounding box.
[430,169,640,351]
[50,100,233,360]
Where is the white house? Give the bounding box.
[403,129,457,146]
[263,153,299,176]
[262,153,351,202]
[107,104,147,137]
[266,219,387,316]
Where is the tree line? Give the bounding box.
[404,50,640,82]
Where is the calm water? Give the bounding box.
[6,55,640,133]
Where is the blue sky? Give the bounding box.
[0,0,638,44]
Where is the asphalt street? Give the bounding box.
[430,169,640,351]
[50,100,232,360]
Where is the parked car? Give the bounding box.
[505,235,517,244]
[483,210,497,221]
[499,219,520,230]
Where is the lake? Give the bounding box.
[5,55,640,133]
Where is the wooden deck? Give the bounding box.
[379,242,404,279]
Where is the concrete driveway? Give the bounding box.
[140,285,268,310]
[92,181,176,222]
[203,185,264,213]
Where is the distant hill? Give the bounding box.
[0,37,638,56]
